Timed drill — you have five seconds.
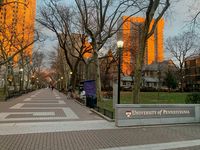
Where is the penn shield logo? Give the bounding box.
[125,111,132,118]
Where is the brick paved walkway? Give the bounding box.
[0,89,200,150]
[0,88,102,123]
[0,124,200,150]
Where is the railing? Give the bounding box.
[94,106,114,119]
[6,89,34,100]
[60,90,114,119]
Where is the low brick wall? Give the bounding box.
[115,104,200,127]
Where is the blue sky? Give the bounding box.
[35,0,199,61]
[36,0,196,36]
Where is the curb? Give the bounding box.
[74,99,86,106]
[90,109,115,122]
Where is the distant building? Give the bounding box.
[0,0,36,62]
[121,76,133,90]
[142,60,177,89]
[185,55,200,91]
[0,1,36,90]
[118,16,164,76]
[107,59,177,91]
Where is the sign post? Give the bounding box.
[113,81,118,109]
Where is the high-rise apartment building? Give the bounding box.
[118,16,164,75]
[0,0,36,62]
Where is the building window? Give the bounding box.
[190,60,196,67]
[197,58,200,66]
[196,76,200,81]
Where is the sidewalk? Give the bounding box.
[0,89,200,150]
[0,88,102,123]
[0,123,200,150]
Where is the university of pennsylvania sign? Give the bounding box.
[115,104,200,127]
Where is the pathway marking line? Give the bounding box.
[30,95,36,97]
[0,108,78,121]
[10,103,24,109]
[0,120,113,135]
[11,107,69,109]
[10,101,66,108]
[24,98,32,101]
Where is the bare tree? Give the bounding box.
[190,1,200,29]
[0,27,38,67]
[48,49,64,86]
[132,0,170,104]
[0,0,37,67]
[165,31,199,92]
[37,0,93,91]
[0,25,39,95]
[28,50,46,89]
[75,0,146,101]
[32,51,45,76]
[100,49,118,91]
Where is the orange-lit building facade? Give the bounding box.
[0,0,36,62]
[118,16,164,76]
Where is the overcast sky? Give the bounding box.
[35,0,199,61]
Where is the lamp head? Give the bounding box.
[117,41,124,48]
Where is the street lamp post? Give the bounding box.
[117,40,124,104]
[19,68,23,91]
[36,78,39,89]
[60,76,63,90]
[69,71,73,86]
[31,75,35,90]
[57,78,60,90]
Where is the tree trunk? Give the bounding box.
[70,60,80,91]
[132,32,146,104]
[21,68,24,91]
[26,72,30,90]
[132,55,143,104]
[85,63,89,80]
[180,79,183,92]
[180,69,184,92]
[10,66,17,91]
[94,52,102,101]
[71,72,77,91]
[4,65,8,97]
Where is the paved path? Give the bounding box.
[0,88,102,123]
[0,89,200,150]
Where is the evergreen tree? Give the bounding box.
[164,70,178,91]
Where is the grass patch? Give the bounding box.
[98,92,189,112]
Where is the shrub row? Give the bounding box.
[185,93,200,104]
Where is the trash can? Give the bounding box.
[86,96,91,107]
[86,95,97,108]
[84,80,96,108]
